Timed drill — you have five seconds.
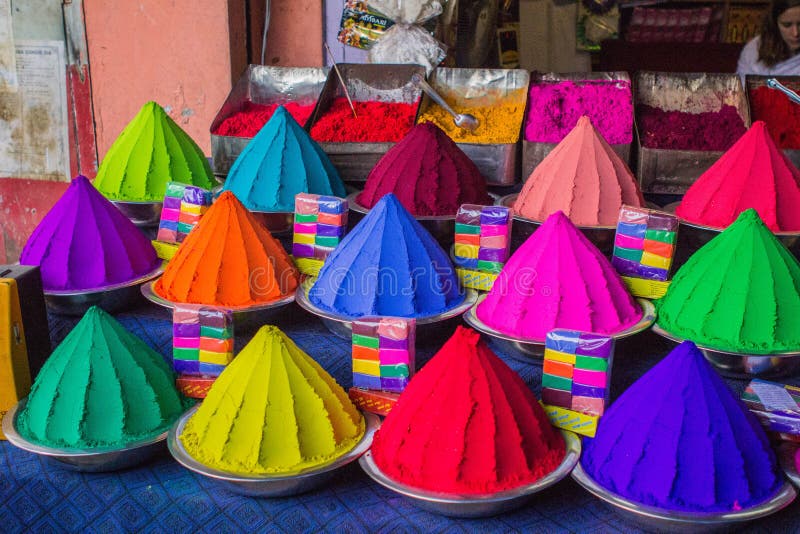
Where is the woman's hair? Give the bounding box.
[759,0,800,66]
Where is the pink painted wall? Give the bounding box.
[251,1,324,67]
[83,0,248,157]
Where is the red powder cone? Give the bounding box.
[676,121,800,232]
[371,326,565,494]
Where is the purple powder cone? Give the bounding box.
[581,340,783,512]
[20,176,160,291]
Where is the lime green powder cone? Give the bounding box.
[657,209,800,354]
[94,101,214,201]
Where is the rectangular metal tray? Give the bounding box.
[308,63,426,183]
[210,65,329,178]
[419,67,530,186]
[522,72,633,181]
[635,71,750,194]
[745,74,800,169]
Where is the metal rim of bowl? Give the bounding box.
[571,461,797,527]
[295,277,478,327]
[779,442,800,489]
[663,202,800,238]
[3,398,168,458]
[43,266,164,297]
[110,199,163,207]
[495,194,617,231]
[167,405,380,482]
[140,278,297,313]
[346,192,458,222]
[463,294,656,347]
[651,323,800,358]
[358,430,580,511]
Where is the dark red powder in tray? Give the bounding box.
[637,104,747,151]
[213,101,316,137]
[310,98,418,143]
[749,86,800,149]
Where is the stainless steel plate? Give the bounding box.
[358,429,580,518]
[572,461,796,532]
[3,399,167,472]
[168,406,380,497]
[111,200,163,227]
[463,295,656,362]
[43,267,163,316]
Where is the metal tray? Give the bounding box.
[111,200,163,227]
[309,64,426,183]
[210,65,329,178]
[418,67,529,186]
[44,267,163,316]
[635,72,751,194]
[522,72,633,180]
[359,429,581,518]
[745,74,800,168]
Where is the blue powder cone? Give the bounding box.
[309,193,465,318]
[222,105,346,211]
[581,340,782,512]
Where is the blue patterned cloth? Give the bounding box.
[2,303,800,533]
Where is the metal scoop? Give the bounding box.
[767,78,800,105]
[411,73,479,131]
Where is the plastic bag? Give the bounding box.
[367,0,446,74]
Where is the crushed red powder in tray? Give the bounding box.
[748,86,800,149]
[310,98,418,143]
[213,101,317,137]
[637,104,746,151]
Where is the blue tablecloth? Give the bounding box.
[3,303,800,533]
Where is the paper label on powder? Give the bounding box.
[751,380,800,413]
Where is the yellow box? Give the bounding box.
[0,279,32,440]
[543,348,576,365]
[542,403,598,437]
[640,251,670,270]
[180,202,203,215]
[353,359,380,376]
[152,240,179,261]
[455,268,497,291]
[454,243,479,259]
[293,233,315,245]
[199,349,233,366]
[294,257,324,277]
[621,276,670,299]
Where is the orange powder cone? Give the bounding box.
[154,191,299,307]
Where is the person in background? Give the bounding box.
[738,0,800,76]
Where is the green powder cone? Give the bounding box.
[94,101,214,201]
[16,306,185,449]
[657,209,800,353]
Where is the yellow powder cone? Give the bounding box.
[179,325,365,475]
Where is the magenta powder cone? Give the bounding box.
[20,175,160,291]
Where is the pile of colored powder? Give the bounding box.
[676,121,800,232]
[524,80,633,144]
[20,175,160,291]
[179,325,364,475]
[748,86,800,149]
[356,122,490,216]
[371,326,565,494]
[582,340,783,512]
[514,116,644,226]
[657,209,800,354]
[16,306,185,449]
[418,100,524,144]
[309,194,464,318]
[476,211,642,340]
[213,101,317,137]
[637,104,747,151]
[154,191,299,307]
[94,101,214,202]
[309,98,417,142]
[221,106,346,212]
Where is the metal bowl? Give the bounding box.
[572,461,796,532]
[497,194,617,257]
[779,442,800,489]
[347,192,457,250]
[168,406,380,497]
[463,294,656,363]
[651,323,800,378]
[295,277,478,340]
[359,429,580,518]
[43,267,163,316]
[248,211,294,235]
[2,398,167,472]
[140,279,296,330]
[111,200,163,227]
